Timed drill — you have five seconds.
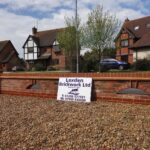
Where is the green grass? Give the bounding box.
[4,70,71,74]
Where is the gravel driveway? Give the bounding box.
[0,95,150,150]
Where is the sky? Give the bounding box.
[0,0,149,58]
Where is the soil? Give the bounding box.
[0,95,150,150]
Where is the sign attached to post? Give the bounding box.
[57,77,92,103]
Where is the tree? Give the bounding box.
[81,5,119,72]
[57,16,80,72]
[81,49,99,72]
[103,47,116,58]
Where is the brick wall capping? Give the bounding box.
[0,72,150,81]
[0,76,59,80]
[93,77,150,81]
[0,75,150,81]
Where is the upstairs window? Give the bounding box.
[121,40,128,47]
[52,59,59,65]
[28,39,34,47]
[27,47,34,53]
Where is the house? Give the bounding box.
[0,40,22,71]
[115,16,150,64]
[23,27,68,70]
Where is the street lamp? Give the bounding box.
[75,0,79,73]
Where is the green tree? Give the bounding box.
[57,16,80,72]
[82,49,99,72]
[81,5,119,72]
[103,47,116,58]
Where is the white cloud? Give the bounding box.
[116,8,144,21]
[0,0,73,12]
[0,9,35,58]
[0,0,148,58]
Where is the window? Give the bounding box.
[27,47,34,53]
[28,60,34,64]
[121,40,128,47]
[52,59,59,65]
[146,24,150,28]
[53,45,60,52]
[28,40,34,47]
[134,26,139,30]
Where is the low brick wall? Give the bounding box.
[0,72,150,105]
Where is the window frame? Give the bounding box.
[120,39,129,47]
[52,59,59,65]
[27,47,34,53]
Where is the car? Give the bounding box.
[100,58,129,70]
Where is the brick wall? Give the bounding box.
[39,47,66,70]
[0,72,150,105]
[115,31,134,64]
[120,47,128,55]
[120,33,129,40]
[51,48,66,70]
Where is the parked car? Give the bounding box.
[100,58,129,70]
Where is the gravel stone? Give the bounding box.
[0,95,150,150]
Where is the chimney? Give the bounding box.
[125,18,129,22]
[32,27,37,35]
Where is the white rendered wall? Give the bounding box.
[133,48,150,62]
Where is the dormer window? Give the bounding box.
[146,24,150,28]
[134,26,139,30]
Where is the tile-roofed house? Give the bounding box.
[115,16,150,64]
[23,27,68,70]
[0,40,22,71]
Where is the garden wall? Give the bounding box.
[0,72,150,105]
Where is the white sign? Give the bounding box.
[57,77,92,102]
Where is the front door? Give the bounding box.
[121,55,128,62]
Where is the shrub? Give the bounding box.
[133,59,150,71]
[47,66,56,71]
[99,64,109,72]
[35,63,46,71]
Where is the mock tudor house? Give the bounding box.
[115,16,150,64]
[0,40,21,71]
[23,27,68,70]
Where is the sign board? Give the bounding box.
[57,77,92,102]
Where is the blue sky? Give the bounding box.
[0,0,149,57]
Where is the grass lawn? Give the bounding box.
[0,95,150,149]
[4,70,71,74]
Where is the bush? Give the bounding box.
[35,63,46,71]
[133,59,150,71]
[99,64,109,72]
[47,66,56,71]
[81,59,99,72]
